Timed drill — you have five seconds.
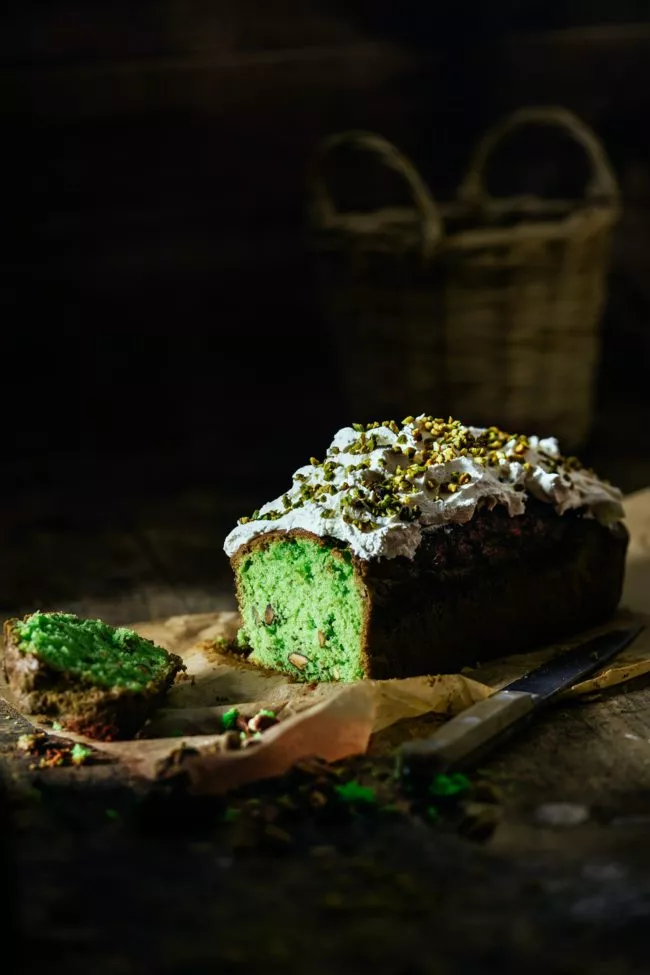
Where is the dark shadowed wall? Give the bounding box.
[3,3,650,499]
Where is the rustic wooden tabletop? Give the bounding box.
[2,459,650,975]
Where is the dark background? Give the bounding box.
[4,11,650,971]
[4,1,650,508]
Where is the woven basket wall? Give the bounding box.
[309,107,620,449]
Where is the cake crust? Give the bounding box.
[356,501,628,678]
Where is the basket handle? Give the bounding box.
[309,130,444,256]
[458,106,620,206]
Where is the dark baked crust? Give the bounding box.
[231,500,629,679]
[2,619,184,740]
[357,501,629,678]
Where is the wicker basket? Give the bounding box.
[309,107,620,449]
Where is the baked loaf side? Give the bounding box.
[3,612,184,739]
[358,500,628,678]
[226,415,628,681]
[232,502,628,680]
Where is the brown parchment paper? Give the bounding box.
[2,490,650,794]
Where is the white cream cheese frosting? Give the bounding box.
[224,415,624,561]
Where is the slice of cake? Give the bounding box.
[3,611,184,739]
[224,415,628,681]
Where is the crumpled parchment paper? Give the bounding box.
[3,490,650,794]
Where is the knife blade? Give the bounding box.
[398,622,645,786]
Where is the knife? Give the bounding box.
[398,623,645,786]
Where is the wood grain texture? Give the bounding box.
[0,472,649,972]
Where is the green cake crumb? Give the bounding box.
[70,743,93,766]
[236,629,250,650]
[429,772,471,798]
[236,537,364,682]
[14,611,173,692]
[335,781,377,805]
[221,707,240,731]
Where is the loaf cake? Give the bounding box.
[3,611,184,739]
[224,415,628,681]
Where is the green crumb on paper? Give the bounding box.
[335,781,376,805]
[429,772,471,798]
[70,743,93,765]
[221,708,240,731]
[51,721,63,732]
[257,709,276,720]
[236,629,250,649]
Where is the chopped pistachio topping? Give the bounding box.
[237,417,540,528]
[227,414,623,562]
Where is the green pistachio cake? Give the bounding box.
[224,415,628,681]
[3,611,184,739]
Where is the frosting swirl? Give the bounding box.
[224,415,624,561]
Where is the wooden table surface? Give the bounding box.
[2,475,650,975]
